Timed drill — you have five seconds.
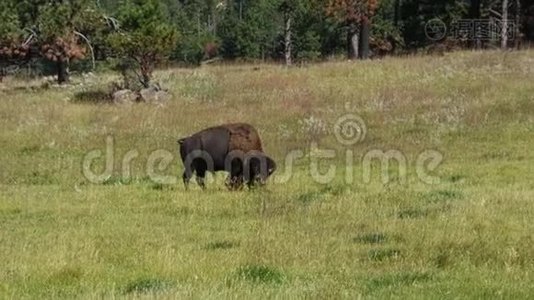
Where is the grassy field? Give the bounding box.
[1,50,534,298]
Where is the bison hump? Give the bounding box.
[225,123,263,153]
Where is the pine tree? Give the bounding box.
[107,0,178,88]
[0,1,25,80]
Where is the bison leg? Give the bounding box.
[247,178,255,189]
[224,176,234,190]
[196,176,206,190]
[224,154,245,191]
[226,175,244,191]
[246,174,261,189]
[195,167,207,190]
[183,171,192,190]
[229,165,245,191]
[231,176,243,191]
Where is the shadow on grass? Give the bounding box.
[447,174,466,183]
[47,266,83,285]
[353,233,388,244]
[124,277,173,294]
[205,240,239,250]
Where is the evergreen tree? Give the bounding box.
[400,0,466,49]
[1,0,101,83]
[36,0,101,83]
[218,0,281,60]
[0,0,26,60]
[173,0,221,64]
[108,0,178,88]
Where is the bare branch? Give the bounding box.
[489,9,502,18]
[22,28,39,47]
[132,67,144,87]
[73,30,96,70]
[104,16,121,31]
[201,57,222,65]
[23,34,35,47]
[24,28,38,36]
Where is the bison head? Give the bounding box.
[244,152,276,186]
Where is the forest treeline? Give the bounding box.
[1,0,533,84]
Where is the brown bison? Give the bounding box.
[178,123,276,190]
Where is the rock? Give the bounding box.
[83,72,95,78]
[112,89,137,104]
[139,87,170,104]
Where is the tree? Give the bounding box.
[0,0,103,84]
[326,0,378,59]
[277,0,318,65]
[0,1,27,60]
[469,0,482,48]
[370,0,403,56]
[108,0,178,88]
[0,0,35,80]
[525,1,534,42]
[36,0,101,84]
[171,0,222,64]
[479,0,519,49]
[0,0,99,84]
[218,0,280,60]
[514,0,521,48]
[279,0,294,65]
[400,0,465,49]
[501,0,509,49]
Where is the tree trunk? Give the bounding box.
[470,0,482,49]
[469,0,481,19]
[347,22,359,60]
[141,72,150,88]
[284,14,292,66]
[515,0,521,49]
[139,57,152,88]
[57,60,69,84]
[502,0,509,49]
[358,16,370,59]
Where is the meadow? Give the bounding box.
[1,50,534,298]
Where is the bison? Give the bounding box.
[178,123,276,190]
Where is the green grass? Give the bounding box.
[233,265,287,284]
[1,50,534,298]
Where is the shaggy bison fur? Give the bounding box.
[178,123,276,190]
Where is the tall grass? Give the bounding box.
[1,50,533,298]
